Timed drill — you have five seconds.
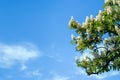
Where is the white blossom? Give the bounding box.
[102,16,105,21]
[80,53,94,61]
[95,16,99,21]
[98,27,102,32]
[98,37,101,40]
[115,25,120,35]
[95,10,102,21]
[115,25,119,31]
[77,36,81,40]
[105,0,109,3]
[80,55,89,61]
[68,16,74,27]
[106,6,113,14]
[71,34,75,40]
[112,0,116,4]
[117,0,120,6]
[86,16,89,22]
[76,41,80,46]
[77,23,81,29]
[82,22,85,27]
[86,29,90,33]
[85,16,89,25]
[82,22,86,27]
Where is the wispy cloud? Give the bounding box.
[47,54,63,62]
[20,64,27,71]
[90,71,119,80]
[49,71,70,80]
[52,74,69,80]
[46,43,64,62]
[75,68,119,80]
[25,69,42,77]
[0,43,40,68]
[75,68,86,75]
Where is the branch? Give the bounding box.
[97,47,108,51]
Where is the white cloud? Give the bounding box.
[50,71,70,80]
[46,43,64,63]
[26,69,42,77]
[20,64,27,71]
[52,74,69,80]
[0,43,40,68]
[47,55,63,62]
[75,68,119,80]
[75,68,86,75]
[90,71,119,80]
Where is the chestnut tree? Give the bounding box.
[69,0,120,75]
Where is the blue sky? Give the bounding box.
[0,0,120,80]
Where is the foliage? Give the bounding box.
[69,0,120,75]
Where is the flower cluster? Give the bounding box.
[95,10,105,21]
[104,0,120,14]
[68,16,81,29]
[115,25,120,35]
[106,6,113,14]
[105,0,120,5]
[68,16,76,28]
[105,0,109,3]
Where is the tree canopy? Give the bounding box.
[69,0,120,75]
